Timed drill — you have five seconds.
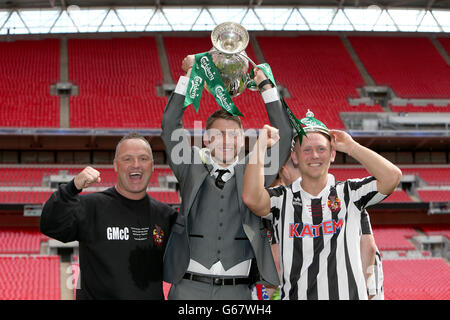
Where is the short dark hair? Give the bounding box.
[114,132,152,159]
[205,109,242,131]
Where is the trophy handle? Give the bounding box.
[245,76,259,92]
[238,52,259,91]
[237,52,258,68]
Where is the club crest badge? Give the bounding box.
[266,228,273,242]
[152,225,165,247]
[327,195,341,214]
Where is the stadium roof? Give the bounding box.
[0,0,449,34]
[1,1,449,10]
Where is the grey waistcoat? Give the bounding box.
[188,173,255,270]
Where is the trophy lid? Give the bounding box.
[211,22,249,55]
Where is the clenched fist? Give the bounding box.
[182,55,195,73]
[74,166,101,190]
[258,124,280,149]
[252,67,269,87]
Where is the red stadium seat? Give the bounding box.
[383,189,412,203]
[419,224,450,239]
[0,191,53,204]
[0,189,179,205]
[68,38,167,128]
[0,40,60,127]
[349,36,450,101]
[0,227,44,254]
[0,165,174,188]
[0,256,60,300]
[383,258,450,300]
[330,166,450,187]
[417,189,450,202]
[256,35,383,129]
[372,225,418,251]
[401,167,450,186]
[0,165,179,206]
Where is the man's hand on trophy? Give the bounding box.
[253,67,273,91]
[182,55,195,76]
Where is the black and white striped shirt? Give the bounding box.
[266,174,387,300]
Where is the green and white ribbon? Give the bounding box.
[184,52,243,117]
[251,62,307,145]
[184,55,307,144]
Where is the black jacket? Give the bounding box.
[40,180,177,300]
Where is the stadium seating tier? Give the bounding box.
[256,35,383,129]
[0,227,43,254]
[349,36,450,99]
[0,256,60,300]
[372,225,418,251]
[383,258,450,300]
[0,39,60,127]
[69,38,167,128]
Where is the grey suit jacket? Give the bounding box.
[161,91,293,286]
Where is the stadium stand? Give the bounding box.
[372,225,418,251]
[0,255,60,300]
[382,189,413,202]
[0,165,174,188]
[349,36,450,99]
[417,189,450,202]
[331,166,450,186]
[163,36,265,129]
[147,190,180,204]
[383,258,450,300]
[419,224,450,238]
[0,227,43,254]
[256,35,384,129]
[0,190,180,205]
[401,167,450,185]
[0,191,53,204]
[68,38,167,128]
[329,167,369,180]
[0,32,448,301]
[0,39,60,127]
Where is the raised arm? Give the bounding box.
[330,129,402,195]
[40,167,100,243]
[253,69,293,187]
[161,56,195,182]
[242,125,280,216]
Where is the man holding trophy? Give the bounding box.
[161,22,293,299]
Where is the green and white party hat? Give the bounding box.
[300,109,330,136]
[292,109,330,148]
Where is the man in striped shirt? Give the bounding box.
[360,210,384,300]
[272,152,385,299]
[242,111,401,300]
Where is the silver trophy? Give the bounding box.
[207,22,258,98]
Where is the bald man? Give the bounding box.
[40,132,177,299]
